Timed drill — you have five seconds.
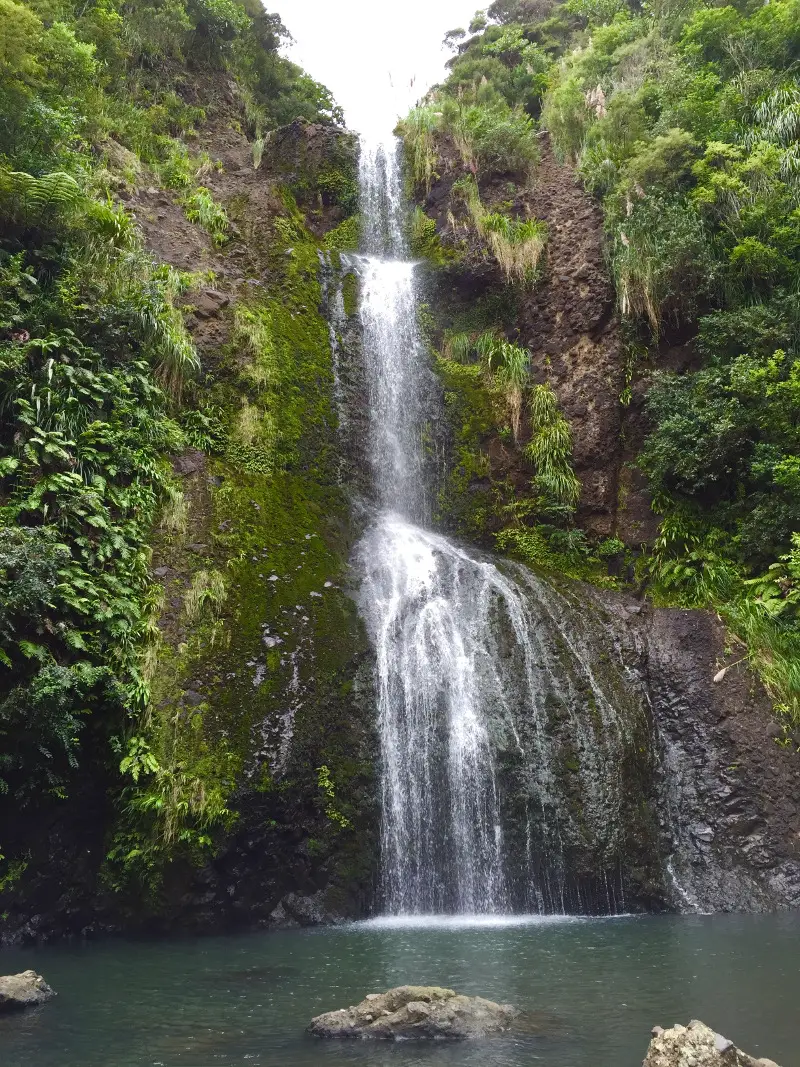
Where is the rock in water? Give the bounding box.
[0,971,56,1012]
[308,985,518,1040]
[644,1020,781,1067]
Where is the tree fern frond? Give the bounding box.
[0,169,82,227]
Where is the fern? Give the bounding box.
[0,169,82,227]
[526,384,581,509]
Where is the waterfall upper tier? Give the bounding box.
[357,138,435,524]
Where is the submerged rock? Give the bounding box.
[308,985,518,1040]
[644,1020,781,1067]
[0,970,56,1012]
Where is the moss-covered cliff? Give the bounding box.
[0,0,376,941]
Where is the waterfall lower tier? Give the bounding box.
[356,514,653,915]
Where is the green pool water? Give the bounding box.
[1,913,798,1067]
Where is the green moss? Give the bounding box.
[409,207,459,265]
[324,214,361,253]
[110,183,373,897]
[342,270,359,317]
[434,356,496,537]
[316,169,358,214]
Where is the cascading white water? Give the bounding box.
[357,515,507,913]
[355,137,507,912]
[352,136,637,916]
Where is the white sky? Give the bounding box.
[282,0,482,137]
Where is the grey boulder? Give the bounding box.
[308,985,518,1040]
[0,970,56,1013]
[644,1020,781,1067]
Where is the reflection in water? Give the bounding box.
[0,915,798,1067]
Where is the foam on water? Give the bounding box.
[350,913,608,930]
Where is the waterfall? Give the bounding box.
[351,137,644,917]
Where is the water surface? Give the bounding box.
[1,913,798,1067]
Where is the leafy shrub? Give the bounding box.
[460,101,540,177]
[623,127,701,192]
[641,345,800,566]
[611,195,716,334]
[564,0,629,26]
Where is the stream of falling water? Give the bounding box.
[353,137,632,917]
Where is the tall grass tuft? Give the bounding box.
[482,213,548,283]
[182,187,230,247]
[397,106,440,193]
[252,136,266,170]
[489,340,530,441]
[151,266,201,402]
[441,330,479,362]
[453,175,547,285]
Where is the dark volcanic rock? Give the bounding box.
[308,986,519,1040]
[643,608,800,911]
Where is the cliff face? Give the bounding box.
[0,89,379,942]
[401,120,800,915]
[645,608,800,911]
[517,132,624,537]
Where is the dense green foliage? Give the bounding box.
[541,0,800,719]
[0,0,339,178]
[0,0,350,898]
[0,192,191,802]
[410,0,800,720]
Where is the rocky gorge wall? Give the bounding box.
[3,97,800,945]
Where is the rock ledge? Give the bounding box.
[308,985,518,1040]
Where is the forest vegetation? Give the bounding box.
[401,0,800,728]
[0,0,354,902]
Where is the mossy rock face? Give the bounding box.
[260,119,360,232]
[100,133,378,931]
